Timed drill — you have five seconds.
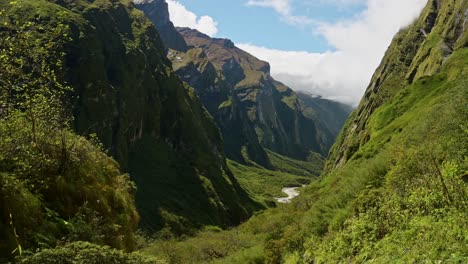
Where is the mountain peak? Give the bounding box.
[134,0,188,52]
[176,27,271,78]
[176,27,235,49]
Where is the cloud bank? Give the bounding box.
[166,0,218,36]
[240,0,427,105]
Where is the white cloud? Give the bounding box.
[246,0,313,25]
[166,0,218,36]
[240,0,427,105]
[247,0,292,15]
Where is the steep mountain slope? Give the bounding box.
[1,0,259,241]
[140,0,468,262]
[297,92,353,138]
[326,0,468,172]
[172,28,337,165]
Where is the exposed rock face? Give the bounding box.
[325,0,468,172]
[133,0,187,52]
[6,0,258,233]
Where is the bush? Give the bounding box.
[17,242,158,264]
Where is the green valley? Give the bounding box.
[0,0,466,263]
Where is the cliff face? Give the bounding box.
[326,0,468,172]
[292,0,468,260]
[169,28,334,166]
[2,0,258,235]
[134,0,187,52]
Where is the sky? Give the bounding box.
[165,0,428,105]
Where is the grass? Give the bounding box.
[267,149,324,177]
[228,159,312,206]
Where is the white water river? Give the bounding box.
[275,187,300,203]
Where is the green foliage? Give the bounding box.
[17,242,158,264]
[0,2,139,259]
[228,159,311,206]
[141,228,261,264]
[0,111,140,257]
[266,150,323,177]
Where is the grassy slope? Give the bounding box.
[227,148,323,206]
[266,150,323,177]
[228,160,311,206]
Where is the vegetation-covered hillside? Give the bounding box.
[2,0,466,263]
[0,0,261,260]
[0,1,140,260]
[141,0,468,262]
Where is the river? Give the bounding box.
[276,187,301,203]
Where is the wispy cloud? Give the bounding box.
[246,0,292,15]
[246,0,313,25]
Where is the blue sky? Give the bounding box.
[171,0,366,52]
[165,0,427,105]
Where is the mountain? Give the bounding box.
[173,28,328,166]
[325,0,468,172]
[137,0,468,262]
[304,0,468,260]
[135,0,351,168]
[0,0,260,258]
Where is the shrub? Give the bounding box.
[17,242,158,264]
